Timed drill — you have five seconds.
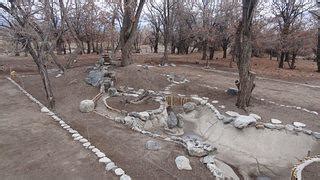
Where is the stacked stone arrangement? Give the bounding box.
[6,77,131,180]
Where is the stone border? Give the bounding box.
[291,155,320,180]
[5,77,131,180]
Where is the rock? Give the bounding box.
[176,114,184,128]
[55,74,62,78]
[143,120,153,130]
[120,174,131,180]
[225,111,240,117]
[145,140,161,151]
[264,123,275,129]
[100,79,113,93]
[72,133,80,138]
[41,107,50,113]
[285,124,295,131]
[99,157,111,164]
[211,100,219,104]
[218,105,225,109]
[312,132,320,139]
[201,155,215,164]
[271,119,282,124]
[167,111,178,129]
[294,127,302,132]
[249,113,262,120]
[233,115,256,129]
[85,70,104,87]
[79,138,88,143]
[255,122,265,129]
[96,152,106,158]
[222,117,234,124]
[207,163,223,178]
[183,102,196,113]
[293,122,306,128]
[114,168,124,176]
[79,100,95,113]
[83,142,91,147]
[274,124,285,130]
[74,136,83,141]
[226,88,238,96]
[302,128,312,135]
[175,156,192,170]
[138,112,150,121]
[108,87,117,97]
[92,148,100,153]
[105,162,116,171]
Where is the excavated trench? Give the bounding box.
[96,92,319,179]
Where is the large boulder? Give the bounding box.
[175,156,192,170]
[183,102,196,113]
[79,100,95,113]
[233,115,257,129]
[167,111,178,129]
[85,70,104,87]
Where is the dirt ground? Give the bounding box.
[0,52,319,179]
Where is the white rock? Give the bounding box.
[79,100,95,113]
[201,155,215,164]
[120,174,131,180]
[225,111,240,117]
[74,136,83,141]
[99,157,111,163]
[218,105,225,109]
[96,152,106,158]
[72,134,80,138]
[41,107,50,113]
[233,115,256,129]
[249,113,261,120]
[114,168,124,176]
[211,100,219,104]
[138,112,150,121]
[79,138,88,143]
[175,156,192,170]
[88,146,95,149]
[271,119,282,124]
[105,162,116,171]
[293,122,306,128]
[92,148,99,153]
[63,125,70,129]
[55,74,62,78]
[83,142,91,147]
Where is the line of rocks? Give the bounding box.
[6,77,131,180]
[291,155,320,180]
[260,98,319,116]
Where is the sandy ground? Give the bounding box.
[0,78,116,180]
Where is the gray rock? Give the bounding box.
[226,88,238,96]
[175,156,192,170]
[225,111,240,117]
[143,120,153,130]
[100,78,113,93]
[285,124,295,131]
[183,102,196,113]
[79,138,88,143]
[201,155,215,164]
[145,140,161,151]
[222,117,234,124]
[274,124,285,130]
[85,70,104,87]
[264,123,276,129]
[294,127,302,132]
[233,115,256,129]
[249,113,261,120]
[105,162,116,171]
[167,111,178,129]
[120,174,131,180]
[302,128,312,135]
[79,100,95,113]
[312,132,320,139]
[177,114,184,128]
[108,87,117,96]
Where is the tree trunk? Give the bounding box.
[86,41,91,54]
[14,41,20,56]
[223,46,227,58]
[235,0,258,109]
[209,47,214,60]
[56,37,64,55]
[201,39,207,60]
[279,52,285,68]
[121,43,132,66]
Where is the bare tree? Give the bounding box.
[119,0,145,66]
[310,2,320,72]
[1,1,59,108]
[235,0,259,109]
